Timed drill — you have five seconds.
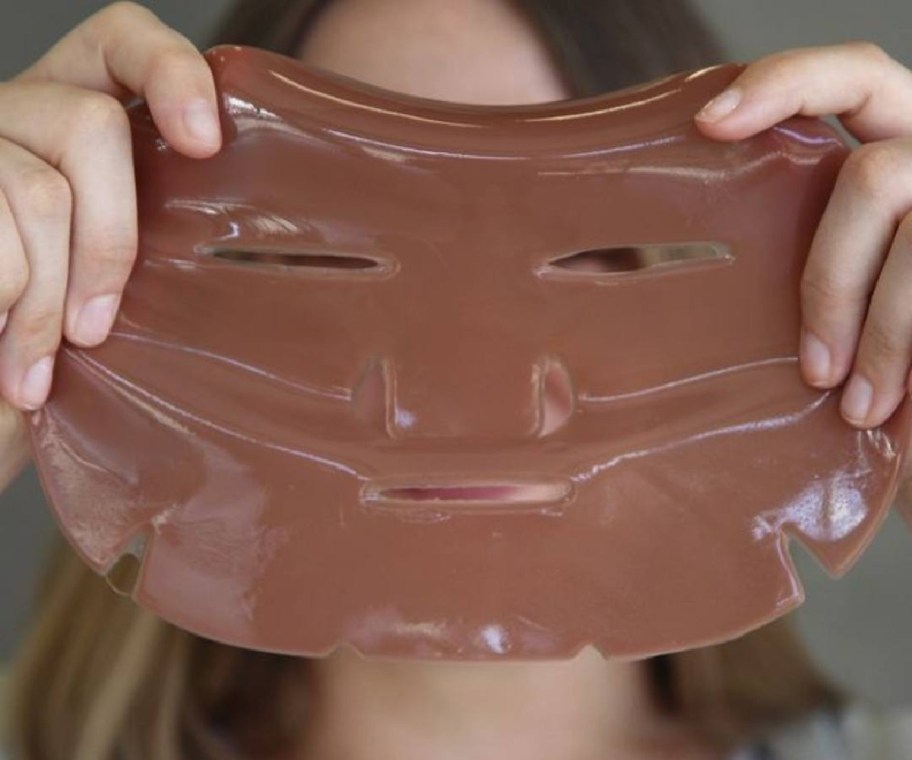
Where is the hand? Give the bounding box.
[0,1,221,421]
[693,41,912,436]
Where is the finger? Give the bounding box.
[15,1,221,158]
[0,188,29,339]
[694,41,912,142]
[797,140,912,392]
[0,83,138,348]
[838,211,912,427]
[0,137,71,411]
[59,86,138,348]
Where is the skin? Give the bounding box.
[295,644,711,760]
[0,0,911,756]
[295,9,720,760]
[290,2,718,758]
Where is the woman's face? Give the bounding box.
[294,0,569,104]
[291,0,603,443]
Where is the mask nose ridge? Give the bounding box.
[538,356,575,437]
[351,355,574,439]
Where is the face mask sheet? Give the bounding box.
[28,46,911,661]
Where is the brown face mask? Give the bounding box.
[28,46,911,661]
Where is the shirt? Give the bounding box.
[729,703,912,759]
[1,666,910,760]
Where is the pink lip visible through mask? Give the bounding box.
[28,45,912,661]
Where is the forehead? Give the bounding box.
[294,0,570,104]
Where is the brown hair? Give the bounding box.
[7,1,847,758]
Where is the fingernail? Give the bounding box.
[0,312,7,333]
[74,294,120,346]
[183,98,221,147]
[696,87,742,122]
[841,373,873,425]
[19,356,54,410]
[799,329,832,386]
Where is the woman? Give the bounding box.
[2,1,912,758]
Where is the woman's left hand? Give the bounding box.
[693,42,912,438]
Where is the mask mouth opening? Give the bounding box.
[362,480,571,504]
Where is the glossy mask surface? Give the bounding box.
[29,46,911,660]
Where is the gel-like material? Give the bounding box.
[28,46,911,661]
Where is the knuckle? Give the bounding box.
[800,271,853,311]
[16,168,71,220]
[753,45,802,67]
[148,46,204,82]
[766,47,809,67]
[81,228,137,277]
[14,304,63,347]
[845,40,890,64]
[71,92,129,138]
[0,262,29,307]
[843,145,899,201]
[757,46,818,79]
[859,319,903,367]
[101,1,155,26]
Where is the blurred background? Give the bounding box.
[1,0,912,709]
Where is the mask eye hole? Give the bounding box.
[542,242,732,276]
[201,246,382,271]
[195,244,397,276]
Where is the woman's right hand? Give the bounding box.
[0,1,222,484]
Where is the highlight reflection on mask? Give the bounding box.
[29,46,911,661]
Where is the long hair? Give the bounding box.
[7,2,847,759]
